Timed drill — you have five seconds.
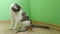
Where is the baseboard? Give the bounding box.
[0,21,10,24]
[0,20,60,31]
[32,20,60,31]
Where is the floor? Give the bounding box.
[0,21,60,34]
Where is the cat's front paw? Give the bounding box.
[12,27,16,30]
[9,26,13,30]
[9,27,16,30]
[9,27,14,30]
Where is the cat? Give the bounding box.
[10,3,32,31]
[10,3,50,33]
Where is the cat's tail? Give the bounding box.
[31,24,50,29]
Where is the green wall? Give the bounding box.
[0,0,60,26]
[0,0,30,20]
[29,0,60,26]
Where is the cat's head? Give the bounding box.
[11,3,21,12]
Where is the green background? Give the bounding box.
[30,0,60,26]
[0,0,30,20]
[0,0,60,26]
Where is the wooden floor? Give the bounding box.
[0,21,60,34]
